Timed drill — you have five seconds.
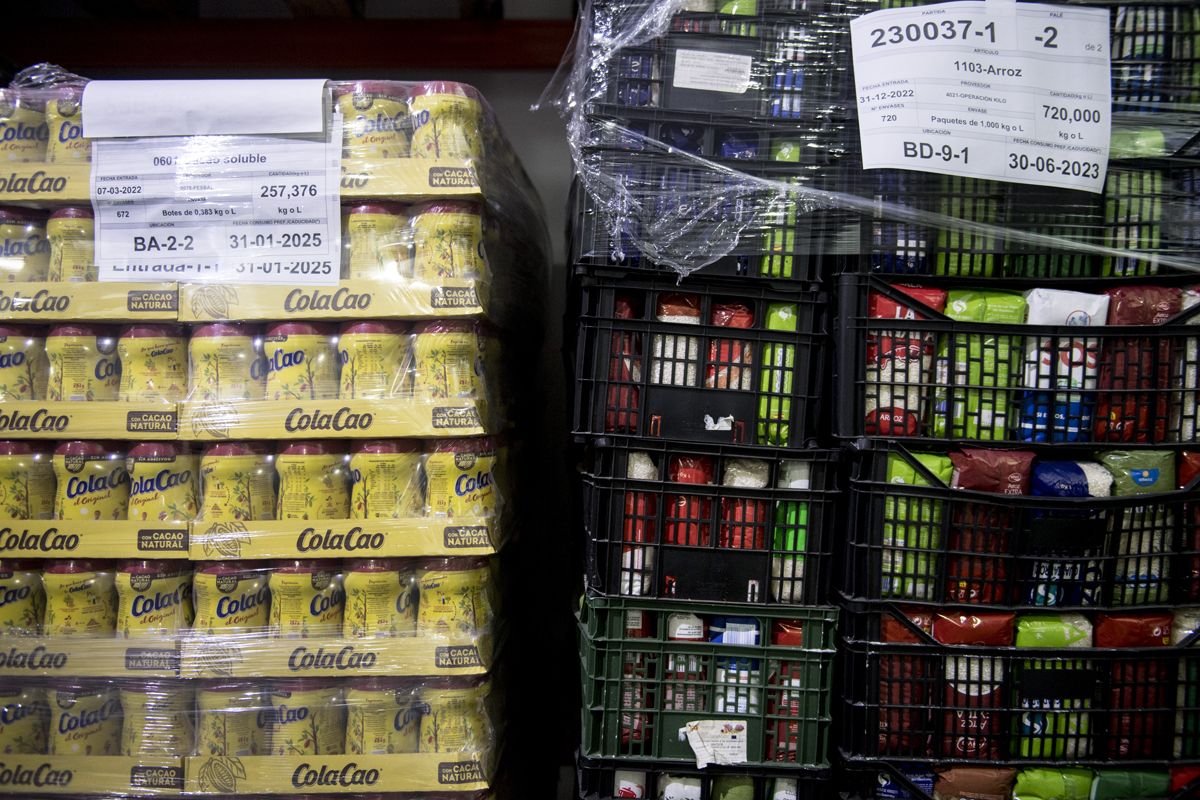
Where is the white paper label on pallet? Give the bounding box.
[90,123,342,285]
[680,719,749,768]
[850,0,1112,193]
[673,49,754,94]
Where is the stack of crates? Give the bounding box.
[568,2,861,798]
[833,3,1200,799]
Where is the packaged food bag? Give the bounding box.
[948,449,1035,604]
[771,460,810,604]
[1171,766,1200,797]
[1089,770,1170,799]
[936,176,1000,277]
[705,302,754,391]
[1012,768,1093,800]
[1024,462,1113,606]
[932,291,1027,440]
[650,293,701,387]
[1019,289,1110,442]
[932,767,1015,800]
[1174,609,1200,759]
[865,286,948,437]
[877,765,936,800]
[1014,614,1094,759]
[934,612,1014,759]
[881,452,953,600]
[718,458,768,550]
[1181,451,1200,602]
[1101,450,1175,604]
[1095,286,1182,443]
[621,451,658,596]
[1102,168,1163,277]
[606,293,642,432]
[878,608,934,755]
[757,303,798,446]
[1172,287,1200,442]
[871,171,929,274]
[1095,613,1173,758]
[665,455,713,547]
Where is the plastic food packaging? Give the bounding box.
[881,452,952,600]
[1013,614,1095,759]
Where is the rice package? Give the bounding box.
[1089,771,1171,799]
[1095,613,1173,759]
[933,291,1027,440]
[658,775,702,800]
[865,285,948,436]
[1174,609,1200,759]
[1012,768,1094,800]
[1095,286,1182,443]
[879,609,935,755]
[621,451,659,596]
[1100,450,1175,604]
[1019,289,1110,442]
[877,765,936,800]
[1102,168,1163,277]
[936,176,1000,277]
[606,293,642,432]
[719,458,769,550]
[1181,451,1200,602]
[1014,614,1094,759]
[932,768,1016,800]
[705,302,754,391]
[1024,462,1113,606]
[650,293,701,386]
[757,302,798,446]
[882,452,954,600]
[948,449,1035,604]
[771,460,810,604]
[1172,287,1200,441]
[934,612,1014,760]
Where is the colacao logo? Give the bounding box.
[65,467,129,499]
[215,585,268,619]
[283,287,372,313]
[93,356,120,381]
[57,121,83,143]
[287,645,378,671]
[455,470,492,497]
[284,407,373,433]
[0,583,31,607]
[0,122,48,143]
[291,762,380,788]
[0,763,73,787]
[0,235,49,258]
[393,706,420,732]
[0,528,80,552]
[0,289,70,313]
[269,704,309,726]
[266,348,304,374]
[129,585,190,618]
[0,351,25,369]
[130,469,191,497]
[0,171,69,195]
[296,527,385,553]
[57,697,120,734]
[0,646,68,670]
[351,111,401,137]
[0,699,37,725]
[309,588,345,618]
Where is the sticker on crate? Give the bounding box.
[679,719,749,768]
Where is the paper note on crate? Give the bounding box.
[679,720,749,768]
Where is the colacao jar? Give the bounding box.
[191,561,269,634]
[342,557,416,638]
[415,557,492,638]
[127,441,197,522]
[0,559,45,636]
[263,321,338,401]
[197,442,275,523]
[266,680,345,756]
[0,441,54,519]
[344,678,420,754]
[0,207,50,282]
[45,86,88,164]
[410,201,486,283]
[417,678,490,753]
[53,441,128,521]
[338,320,408,399]
[276,441,349,520]
[189,322,266,403]
[0,685,47,754]
[115,559,193,639]
[42,559,117,637]
[424,437,497,518]
[196,681,267,756]
[344,203,409,280]
[119,680,194,757]
[46,324,119,402]
[349,440,422,519]
[0,324,47,400]
[269,559,344,638]
[409,81,483,161]
[117,323,186,403]
[48,683,122,756]
[335,81,409,160]
[0,90,48,163]
[47,207,95,282]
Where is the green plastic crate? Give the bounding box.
[577,596,837,769]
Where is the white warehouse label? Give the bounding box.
[850,0,1111,192]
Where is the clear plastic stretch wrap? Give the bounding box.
[0,68,544,799]
[546,0,1200,281]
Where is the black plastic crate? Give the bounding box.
[835,274,1200,446]
[569,170,859,285]
[582,441,838,606]
[574,277,828,449]
[838,605,1200,766]
[857,1,1200,114]
[577,755,831,799]
[840,760,1200,800]
[841,442,1200,610]
[844,163,1200,279]
[589,0,860,124]
[579,598,837,769]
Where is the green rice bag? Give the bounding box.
[937,176,999,277]
[1012,768,1093,800]
[1089,770,1170,799]
[932,290,1027,440]
[1100,450,1176,604]
[1102,169,1163,276]
[1014,615,1094,759]
[881,451,953,600]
